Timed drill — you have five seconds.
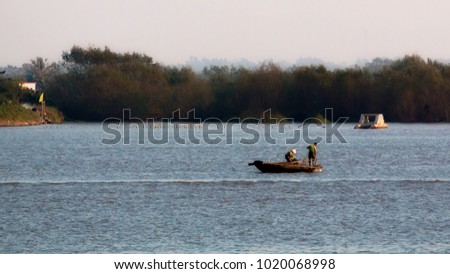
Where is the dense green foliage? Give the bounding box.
[47,46,212,120]
[0,75,19,103]
[3,46,450,122]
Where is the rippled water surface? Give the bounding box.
[1,123,449,253]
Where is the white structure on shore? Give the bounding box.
[19,82,37,92]
[354,114,388,129]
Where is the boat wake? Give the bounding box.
[1,178,449,185]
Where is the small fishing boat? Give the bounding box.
[248,160,323,173]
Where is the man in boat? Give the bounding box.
[285,148,297,162]
[307,143,317,166]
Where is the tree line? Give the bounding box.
[2,46,449,122]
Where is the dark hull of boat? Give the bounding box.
[249,160,323,173]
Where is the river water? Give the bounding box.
[1,123,449,253]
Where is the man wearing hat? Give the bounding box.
[285,148,297,162]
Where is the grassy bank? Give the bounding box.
[44,106,65,124]
[0,103,64,126]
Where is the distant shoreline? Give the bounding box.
[0,120,44,127]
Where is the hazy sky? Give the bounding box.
[1,0,450,66]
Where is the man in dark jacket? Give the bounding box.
[307,143,317,166]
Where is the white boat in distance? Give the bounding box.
[354,114,388,129]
